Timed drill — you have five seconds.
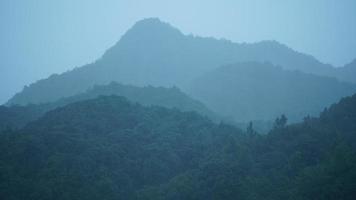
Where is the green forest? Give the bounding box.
[1,94,356,199]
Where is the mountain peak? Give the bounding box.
[123,17,183,39]
[102,17,184,61]
[134,17,167,27]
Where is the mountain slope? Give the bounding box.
[7,18,340,105]
[336,59,356,83]
[0,105,46,131]
[0,96,243,200]
[0,82,216,131]
[141,94,356,200]
[187,62,356,122]
[1,92,356,199]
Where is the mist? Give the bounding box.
[1,0,356,104]
[1,1,356,199]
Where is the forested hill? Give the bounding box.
[57,82,214,117]
[139,93,356,199]
[0,82,216,131]
[0,96,239,200]
[7,18,343,106]
[1,93,356,199]
[188,62,356,122]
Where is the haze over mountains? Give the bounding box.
[6,18,356,123]
[1,14,356,200]
[0,82,216,132]
[188,62,356,122]
[336,59,356,84]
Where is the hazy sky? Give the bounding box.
[1,0,356,104]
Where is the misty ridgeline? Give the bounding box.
[1,18,356,200]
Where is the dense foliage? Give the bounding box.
[0,104,47,132]
[1,94,356,199]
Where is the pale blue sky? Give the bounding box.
[0,0,356,104]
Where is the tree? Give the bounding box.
[246,121,257,136]
[273,114,287,129]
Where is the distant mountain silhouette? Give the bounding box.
[7,18,345,106]
[187,62,356,122]
[336,59,356,83]
[0,82,216,131]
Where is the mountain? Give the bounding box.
[0,96,243,200]
[142,94,356,200]
[1,93,356,199]
[0,82,216,131]
[336,59,356,83]
[0,105,47,132]
[53,82,216,120]
[187,62,356,122]
[7,18,341,106]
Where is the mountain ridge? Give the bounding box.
[6,18,352,106]
[0,82,217,131]
[187,62,356,122]
[336,59,356,83]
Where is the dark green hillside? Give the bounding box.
[0,105,46,132]
[138,94,356,200]
[1,94,356,199]
[0,96,243,200]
